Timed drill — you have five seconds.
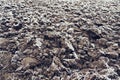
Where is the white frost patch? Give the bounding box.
[35,38,42,48]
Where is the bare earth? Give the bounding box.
[0,0,120,80]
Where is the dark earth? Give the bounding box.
[0,0,120,80]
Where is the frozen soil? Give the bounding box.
[0,0,120,80]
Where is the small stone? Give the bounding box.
[90,60,107,69]
[35,38,42,48]
[99,57,109,63]
[48,61,58,71]
[88,49,101,58]
[106,42,114,47]
[98,69,108,75]
[46,26,55,31]
[90,43,95,48]
[87,30,101,40]
[97,38,107,47]
[4,4,11,9]
[94,20,103,27]
[63,59,78,69]
[67,28,74,34]
[21,57,38,69]
[53,76,60,80]
[72,17,80,23]
[106,51,119,59]
[112,43,119,50]
[32,76,38,80]
[11,54,19,63]
[7,11,13,17]
[44,31,61,40]
[23,69,33,75]
[0,38,8,45]
[13,22,23,31]
[79,37,89,48]
[23,49,33,55]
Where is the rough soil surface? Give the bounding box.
[0,0,120,80]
